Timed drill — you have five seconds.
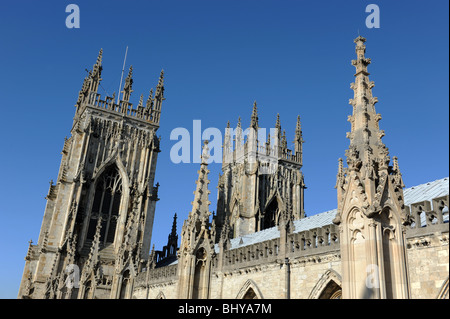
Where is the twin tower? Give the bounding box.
[18,36,411,299]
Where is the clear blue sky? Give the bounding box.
[0,0,448,298]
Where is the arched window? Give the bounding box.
[119,270,130,299]
[83,281,92,299]
[87,166,122,245]
[243,288,257,299]
[318,280,342,299]
[263,199,278,229]
[192,248,208,299]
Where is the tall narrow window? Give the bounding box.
[263,199,278,230]
[87,166,122,245]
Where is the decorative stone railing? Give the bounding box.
[221,237,281,271]
[286,224,340,258]
[220,223,340,271]
[406,195,449,237]
[86,92,159,124]
[133,195,448,283]
[134,263,178,288]
[224,138,302,166]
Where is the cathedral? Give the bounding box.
[18,36,449,299]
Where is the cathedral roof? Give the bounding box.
[403,177,449,206]
[165,177,448,260]
[227,177,449,250]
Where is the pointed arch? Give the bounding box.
[93,155,129,190]
[308,269,342,299]
[119,269,131,299]
[86,164,123,245]
[262,192,284,230]
[192,247,209,299]
[236,279,264,299]
[437,277,449,299]
[156,291,166,299]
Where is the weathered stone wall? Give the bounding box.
[406,224,449,299]
[209,251,341,299]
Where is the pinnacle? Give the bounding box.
[158,69,164,85]
[296,115,301,131]
[138,94,144,107]
[250,101,258,128]
[354,35,366,43]
[201,140,210,164]
[96,48,103,65]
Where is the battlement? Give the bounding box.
[74,50,164,128]
[134,263,178,288]
[85,92,161,125]
[223,120,303,168]
[224,135,302,166]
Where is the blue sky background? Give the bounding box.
[0,0,448,298]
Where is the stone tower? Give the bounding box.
[214,102,306,239]
[18,50,165,299]
[333,36,410,299]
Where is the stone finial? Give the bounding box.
[171,213,178,237]
[201,140,210,164]
[250,101,258,129]
[95,48,103,68]
[354,35,366,44]
[281,130,287,149]
[155,69,165,99]
[295,115,303,142]
[158,69,164,86]
[121,66,134,102]
[137,94,144,108]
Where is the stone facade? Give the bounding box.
[18,51,165,299]
[18,37,449,299]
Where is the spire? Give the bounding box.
[223,121,232,164]
[334,37,411,299]
[235,116,243,147]
[281,130,287,149]
[137,94,143,108]
[274,113,282,143]
[250,101,258,129]
[93,48,103,74]
[190,140,212,225]
[294,115,304,164]
[295,115,302,140]
[155,69,164,99]
[347,36,388,170]
[76,49,103,107]
[335,157,345,189]
[152,69,165,125]
[121,65,133,103]
[146,88,154,107]
[171,213,178,237]
[90,49,103,92]
[163,212,178,258]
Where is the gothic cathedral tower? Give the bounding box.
[214,103,306,240]
[333,37,410,299]
[18,50,165,299]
